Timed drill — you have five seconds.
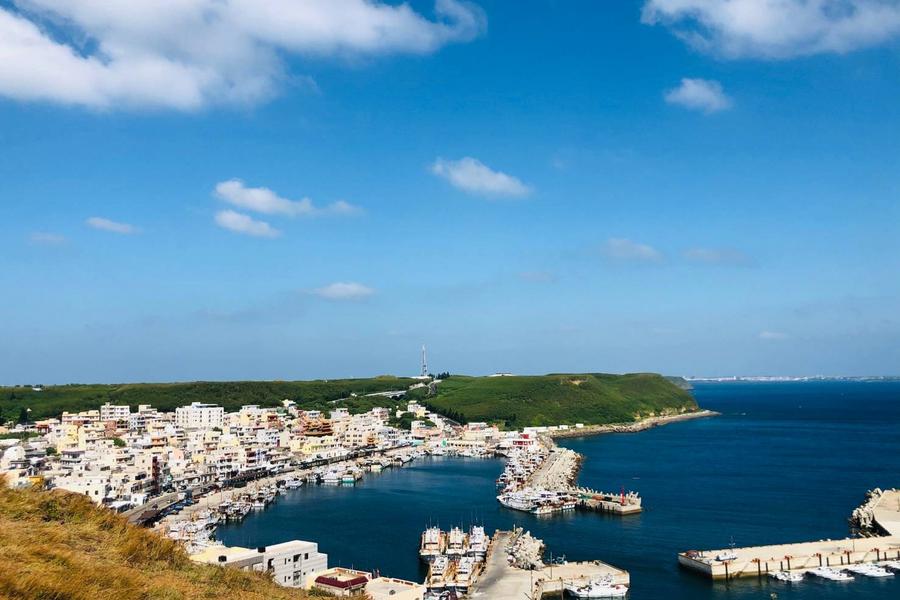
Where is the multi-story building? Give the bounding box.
[100,402,131,423]
[175,402,224,430]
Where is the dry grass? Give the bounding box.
[0,481,322,600]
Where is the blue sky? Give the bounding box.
[1,0,899,383]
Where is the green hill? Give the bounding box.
[0,481,318,600]
[410,373,698,429]
[0,377,414,422]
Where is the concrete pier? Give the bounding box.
[469,531,629,599]
[679,488,900,579]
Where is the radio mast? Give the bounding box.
[421,345,428,378]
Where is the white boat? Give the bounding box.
[283,478,302,489]
[446,527,466,556]
[427,556,450,590]
[768,570,804,582]
[845,564,893,578]
[453,556,475,592]
[467,525,489,559]
[881,560,900,571]
[809,567,853,581]
[564,576,628,598]
[419,527,444,562]
[321,470,342,485]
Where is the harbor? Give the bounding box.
[496,434,642,516]
[678,488,900,581]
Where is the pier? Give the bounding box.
[679,488,900,579]
[469,530,629,599]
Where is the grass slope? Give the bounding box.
[0,482,321,600]
[413,373,698,429]
[0,377,414,421]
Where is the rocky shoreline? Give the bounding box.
[546,409,719,440]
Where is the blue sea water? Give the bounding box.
[217,381,900,599]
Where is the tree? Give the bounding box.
[18,407,29,425]
[112,437,126,448]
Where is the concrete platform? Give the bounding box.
[469,531,628,599]
[679,488,900,579]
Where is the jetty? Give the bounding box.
[679,488,900,579]
[468,530,629,599]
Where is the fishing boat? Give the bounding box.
[564,575,629,598]
[446,527,466,556]
[844,564,893,578]
[466,525,489,559]
[419,527,444,562]
[809,567,853,581]
[452,557,475,593]
[426,556,450,590]
[768,570,804,582]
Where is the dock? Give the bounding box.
[469,530,629,599]
[679,488,900,579]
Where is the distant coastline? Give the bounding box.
[685,375,899,382]
[547,409,719,439]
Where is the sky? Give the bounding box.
[1,0,899,383]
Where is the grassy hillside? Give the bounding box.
[410,373,698,429]
[0,481,320,600]
[0,377,414,422]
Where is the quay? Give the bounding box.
[469,530,629,599]
[679,488,900,579]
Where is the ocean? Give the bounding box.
[217,381,900,599]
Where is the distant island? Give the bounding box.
[1,372,699,430]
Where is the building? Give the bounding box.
[191,540,328,588]
[365,577,425,600]
[313,567,371,596]
[100,402,131,423]
[175,402,224,430]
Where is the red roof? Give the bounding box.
[315,574,369,589]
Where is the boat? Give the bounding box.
[466,525,489,559]
[809,567,853,581]
[564,575,629,598]
[321,470,342,485]
[427,556,450,590]
[768,570,804,582]
[341,473,356,485]
[283,478,303,489]
[882,560,900,571]
[420,527,444,562]
[452,557,475,592]
[446,527,466,556]
[844,563,893,578]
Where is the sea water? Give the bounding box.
[217,380,900,599]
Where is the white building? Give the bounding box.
[192,539,328,588]
[175,402,224,430]
[100,402,131,422]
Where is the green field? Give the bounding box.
[0,377,415,422]
[409,373,698,428]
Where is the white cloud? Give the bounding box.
[431,157,532,198]
[214,209,281,238]
[313,282,375,301]
[0,0,486,110]
[214,179,361,217]
[759,330,789,340]
[28,232,67,245]
[86,216,137,234]
[642,0,900,59]
[683,247,752,265]
[602,238,664,263]
[665,78,732,113]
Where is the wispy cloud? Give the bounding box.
[86,217,137,235]
[29,232,67,245]
[312,282,375,301]
[642,0,900,59]
[0,0,485,110]
[665,78,732,113]
[683,247,752,266]
[602,238,664,263]
[214,179,362,217]
[431,157,532,198]
[214,209,281,238]
[759,330,789,340]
